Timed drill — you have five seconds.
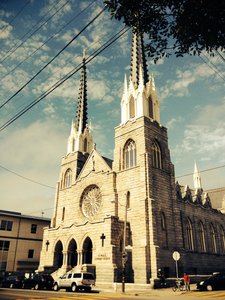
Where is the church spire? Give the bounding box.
[120,29,160,125]
[130,29,148,88]
[75,49,88,133]
[67,50,93,155]
[193,161,202,190]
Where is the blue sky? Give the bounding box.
[0,0,224,218]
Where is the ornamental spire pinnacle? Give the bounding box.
[75,49,88,133]
[130,29,148,88]
[193,161,202,190]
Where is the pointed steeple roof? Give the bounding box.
[130,29,148,88]
[75,49,88,133]
[193,161,202,190]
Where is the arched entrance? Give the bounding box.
[67,239,78,267]
[54,240,63,268]
[82,237,92,264]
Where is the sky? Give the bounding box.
[0,0,225,218]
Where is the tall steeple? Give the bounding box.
[121,29,160,125]
[75,49,88,133]
[67,50,93,154]
[130,30,148,88]
[193,161,202,190]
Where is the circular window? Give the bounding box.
[81,185,102,219]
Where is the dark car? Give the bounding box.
[1,275,25,288]
[22,274,54,290]
[196,272,225,291]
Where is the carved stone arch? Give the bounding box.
[53,240,63,268]
[82,236,93,264]
[67,238,78,268]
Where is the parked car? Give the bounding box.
[53,272,95,292]
[196,272,225,291]
[22,274,54,290]
[1,275,25,288]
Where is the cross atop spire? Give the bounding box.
[74,51,88,133]
[130,29,148,88]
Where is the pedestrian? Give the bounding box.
[183,273,190,291]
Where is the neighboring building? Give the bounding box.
[207,187,225,212]
[0,210,50,275]
[38,31,225,287]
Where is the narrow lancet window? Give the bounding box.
[124,140,136,169]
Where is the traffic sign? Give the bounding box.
[172,251,180,261]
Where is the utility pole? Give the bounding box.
[122,198,128,293]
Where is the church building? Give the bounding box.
[38,31,225,287]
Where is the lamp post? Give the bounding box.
[122,198,128,293]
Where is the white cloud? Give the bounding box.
[160,62,216,101]
[0,119,68,216]
[0,21,13,39]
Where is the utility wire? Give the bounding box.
[0,0,96,83]
[200,53,225,82]
[176,164,225,179]
[0,26,129,132]
[0,5,107,111]
[0,0,30,33]
[0,164,55,189]
[0,0,68,64]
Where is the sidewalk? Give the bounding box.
[95,283,196,297]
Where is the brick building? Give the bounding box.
[0,210,50,275]
[38,32,225,287]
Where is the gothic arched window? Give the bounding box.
[64,168,72,188]
[186,218,194,251]
[152,140,162,169]
[198,221,206,252]
[148,96,153,118]
[209,223,217,253]
[124,139,136,169]
[129,96,135,118]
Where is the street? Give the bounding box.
[0,287,225,300]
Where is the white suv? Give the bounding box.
[53,272,95,292]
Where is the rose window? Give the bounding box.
[81,185,102,219]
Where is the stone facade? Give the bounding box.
[38,32,225,286]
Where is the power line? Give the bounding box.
[0,27,129,191]
[0,25,129,132]
[0,0,68,64]
[0,0,96,83]
[0,164,55,189]
[0,5,107,111]
[0,0,30,33]
[176,164,225,179]
[200,53,225,82]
